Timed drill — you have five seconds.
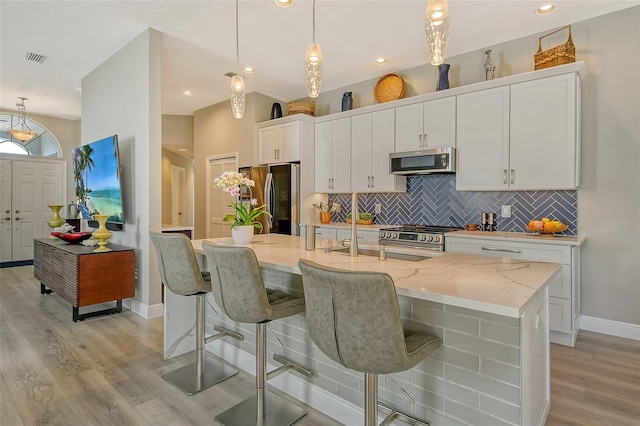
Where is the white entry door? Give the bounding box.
[0,158,65,262]
[171,165,185,226]
[206,155,237,239]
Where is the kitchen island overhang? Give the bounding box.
[164,234,559,426]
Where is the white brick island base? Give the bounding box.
[164,235,555,426]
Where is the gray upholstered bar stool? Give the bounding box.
[150,232,243,395]
[298,259,442,426]
[202,242,310,426]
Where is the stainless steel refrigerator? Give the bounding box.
[238,164,300,236]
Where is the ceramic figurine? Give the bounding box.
[484,49,496,80]
[436,64,450,91]
[341,92,353,112]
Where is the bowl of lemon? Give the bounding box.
[526,218,569,236]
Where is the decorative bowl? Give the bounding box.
[51,231,94,244]
[347,218,374,225]
[525,224,569,235]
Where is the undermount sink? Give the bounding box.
[328,247,429,262]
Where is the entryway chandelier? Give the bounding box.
[425,0,450,65]
[230,0,245,119]
[305,0,322,98]
[8,97,38,142]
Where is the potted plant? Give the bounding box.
[346,212,374,225]
[214,171,271,244]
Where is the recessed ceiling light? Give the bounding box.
[374,58,389,65]
[274,0,293,8]
[536,4,557,15]
[182,90,194,96]
[242,66,256,73]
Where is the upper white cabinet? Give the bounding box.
[351,109,406,193]
[315,118,351,193]
[456,73,580,191]
[509,73,579,190]
[456,86,511,191]
[394,97,456,152]
[258,121,302,164]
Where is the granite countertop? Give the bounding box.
[192,234,560,318]
[446,230,586,246]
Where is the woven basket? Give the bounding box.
[287,102,315,116]
[534,25,576,70]
[374,73,405,103]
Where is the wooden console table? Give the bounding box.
[34,238,135,322]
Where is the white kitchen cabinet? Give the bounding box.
[315,118,351,193]
[445,234,581,347]
[336,228,380,245]
[456,86,510,191]
[456,73,580,191]
[258,120,302,164]
[351,110,405,193]
[314,227,337,241]
[394,97,456,152]
[509,73,579,189]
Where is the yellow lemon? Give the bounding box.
[541,217,551,224]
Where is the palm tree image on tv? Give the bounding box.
[72,136,124,224]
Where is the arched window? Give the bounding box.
[0,113,63,157]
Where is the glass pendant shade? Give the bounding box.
[425,0,450,66]
[305,43,323,98]
[230,75,245,119]
[8,98,38,142]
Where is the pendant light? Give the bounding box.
[230,0,245,119]
[8,97,38,142]
[305,0,322,98]
[425,0,450,66]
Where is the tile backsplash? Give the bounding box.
[328,175,577,235]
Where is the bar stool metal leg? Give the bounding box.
[162,294,238,395]
[215,323,307,426]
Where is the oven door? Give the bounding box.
[390,147,456,175]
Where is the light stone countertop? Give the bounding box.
[161,224,195,232]
[192,234,560,318]
[447,230,586,246]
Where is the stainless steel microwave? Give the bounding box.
[389,147,456,175]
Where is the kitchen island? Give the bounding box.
[164,234,560,426]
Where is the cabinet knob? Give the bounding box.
[4,217,10,221]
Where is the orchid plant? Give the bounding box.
[214,171,271,230]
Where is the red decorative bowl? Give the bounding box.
[51,231,94,244]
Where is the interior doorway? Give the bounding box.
[205,153,237,239]
[171,165,185,226]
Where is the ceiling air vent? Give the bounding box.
[24,52,47,64]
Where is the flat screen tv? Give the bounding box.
[72,135,124,225]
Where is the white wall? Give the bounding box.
[81,28,163,318]
[296,7,640,326]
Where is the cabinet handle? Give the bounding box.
[481,246,522,253]
[510,169,515,185]
[423,133,427,148]
[367,176,371,187]
[503,169,507,185]
[418,134,423,148]
[371,176,374,187]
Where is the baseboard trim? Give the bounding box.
[205,339,363,426]
[580,315,640,341]
[127,299,164,319]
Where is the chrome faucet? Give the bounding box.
[349,192,358,257]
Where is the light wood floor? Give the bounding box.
[1,265,639,426]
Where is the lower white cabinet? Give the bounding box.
[446,234,581,347]
[336,228,380,245]
[314,227,337,241]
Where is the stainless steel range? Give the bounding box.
[378,225,463,252]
